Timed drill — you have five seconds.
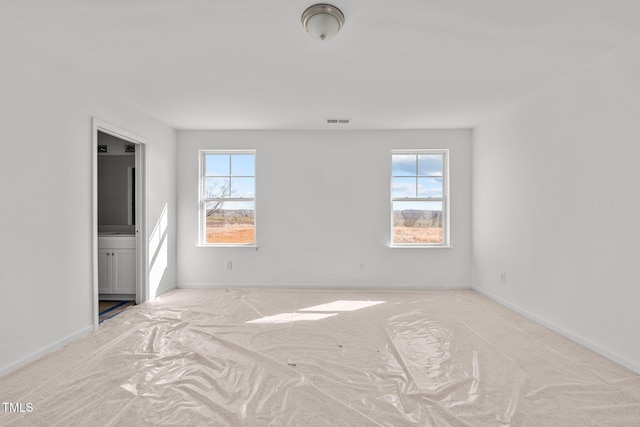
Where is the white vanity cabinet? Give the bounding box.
[98,236,136,296]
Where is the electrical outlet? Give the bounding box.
[500,272,506,283]
[225,261,232,270]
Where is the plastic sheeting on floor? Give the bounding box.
[1,288,639,426]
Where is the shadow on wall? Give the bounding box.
[149,204,168,298]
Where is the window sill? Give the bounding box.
[388,245,452,249]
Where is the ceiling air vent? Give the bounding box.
[327,118,350,124]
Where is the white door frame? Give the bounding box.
[92,118,149,330]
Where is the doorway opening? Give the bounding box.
[92,119,148,330]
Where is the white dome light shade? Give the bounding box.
[306,12,340,40]
[301,4,345,41]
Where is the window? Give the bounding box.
[391,150,448,246]
[200,150,256,245]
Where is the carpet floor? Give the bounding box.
[1,288,639,426]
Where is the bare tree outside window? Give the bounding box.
[205,182,231,217]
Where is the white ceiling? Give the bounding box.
[3,0,640,129]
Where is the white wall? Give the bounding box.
[473,36,640,373]
[0,39,177,375]
[177,130,471,288]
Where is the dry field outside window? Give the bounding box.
[206,214,254,244]
[393,208,443,244]
[206,225,254,243]
[393,226,442,244]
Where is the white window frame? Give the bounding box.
[199,149,257,247]
[390,149,450,248]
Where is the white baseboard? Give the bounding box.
[473,286,640,375]
[178,282,472,291]
[0,325,94,378]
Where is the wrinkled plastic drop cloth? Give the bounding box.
[1,289,639,426]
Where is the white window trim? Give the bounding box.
[389,149,450,248]
[198,149,257,247]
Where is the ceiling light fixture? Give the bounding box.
[301,4,345,41]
